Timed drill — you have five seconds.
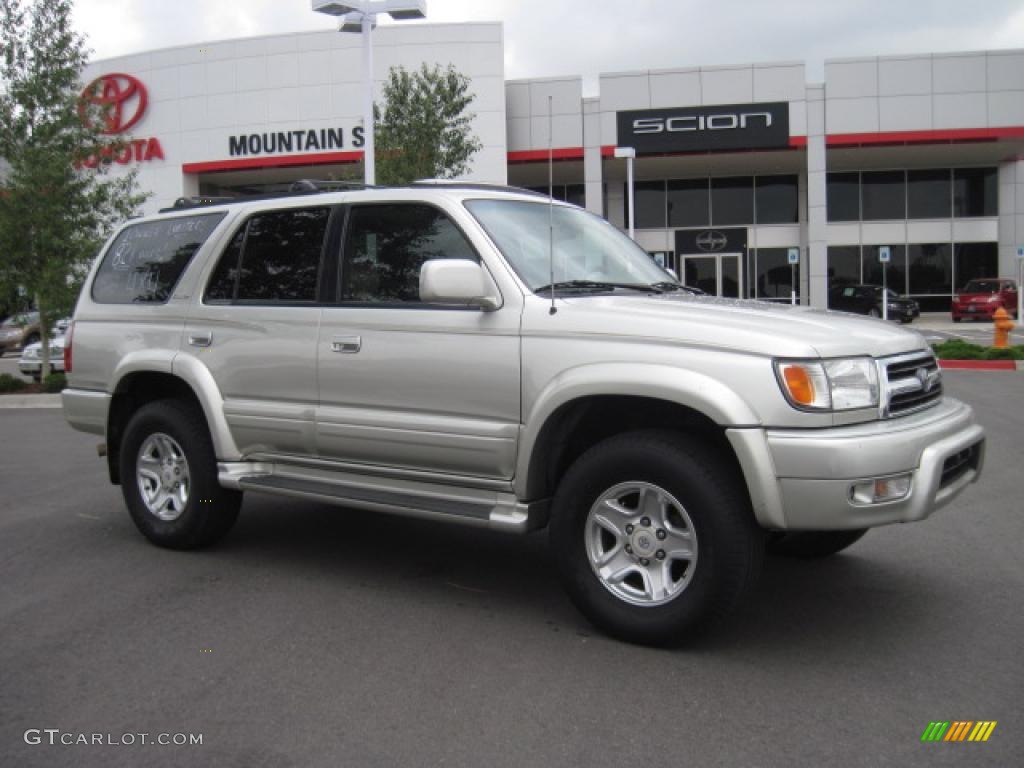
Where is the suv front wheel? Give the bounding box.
[120,399,241,549]
[549,431,763,646]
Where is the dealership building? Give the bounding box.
[79,23,1024,310]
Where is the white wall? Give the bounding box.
[82,23,507,214]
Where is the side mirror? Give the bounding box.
[420,259,501,311]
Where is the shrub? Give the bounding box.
[42,372,67,392]
[0,373,29,393]
[931,340,1024,360]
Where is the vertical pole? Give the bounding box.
[791,263,796,306]
[626,156,635,241]
[882,262,888,322]
[362,13,375,186]
[1018,257,1023,323]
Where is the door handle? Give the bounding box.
[331,335,362,354]
[188,331,212,347]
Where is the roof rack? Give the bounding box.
[156,179,546,214]
[409,179,548,197]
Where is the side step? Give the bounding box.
[222,465,544,533]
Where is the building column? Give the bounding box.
[998,157,1023,280]
[805,84,828,309]
[582,96,604,216]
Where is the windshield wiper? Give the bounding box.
[533,280,665,294]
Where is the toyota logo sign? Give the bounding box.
[79,73,148,135]
[696,230,728,253]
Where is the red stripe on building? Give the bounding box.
[183,150,364,174]
[506,147,586,163]
[827,126,1024,147]
[938,359,1017,371]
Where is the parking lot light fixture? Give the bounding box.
[312,0,428,185]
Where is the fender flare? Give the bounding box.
[515,362,760,499]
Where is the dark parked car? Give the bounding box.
[828,285,920,324]
[951,278,1018,322]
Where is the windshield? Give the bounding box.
[962,280,1001,293]
[465,199,673,292]
[2,312,37,327]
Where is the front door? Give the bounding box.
[681,253,741,298]
[316,202,521,480]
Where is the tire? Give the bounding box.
[766,529,868,558]
[119,399,241,549]
[549,430,763,646]
[952,316,961,323]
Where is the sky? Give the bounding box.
[72,0,1024,88]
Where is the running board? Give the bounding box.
[219,463,544,533]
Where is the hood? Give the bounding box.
[535,292,929,359]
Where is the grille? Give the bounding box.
[883,352,943,417]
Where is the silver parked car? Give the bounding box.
[61,183,985,645]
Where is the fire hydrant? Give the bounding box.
[992,306,1014,349]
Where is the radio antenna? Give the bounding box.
[548,95,557,316]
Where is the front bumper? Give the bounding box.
[18,360,64,377]
[727,397,985,531]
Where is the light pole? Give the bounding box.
[614,146,636,240]
[312,1,427,186]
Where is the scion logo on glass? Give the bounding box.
[79,73,148,135]
[696,230,729,253]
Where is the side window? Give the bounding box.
[341,204,478,303]
[204,207,330,303]
[92,213,226,304]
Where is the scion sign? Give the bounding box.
[617,102,789,154]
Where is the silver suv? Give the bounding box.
[63,183,985,645]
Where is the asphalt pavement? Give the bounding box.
[1,373,1022,767]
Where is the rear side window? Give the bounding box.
[91,213,226,304]
[205,207,331,303]
[341,204,478,303]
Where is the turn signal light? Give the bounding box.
[782,365,815,405]
[63,321,74,374]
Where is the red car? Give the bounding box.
[952,278,1019,322]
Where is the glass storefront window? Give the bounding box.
[863,244,907,293]
[953,242,999,289]
[907,170,951,219]
[711,176,754,226]
[953,168,997,217]
[755,248,798,300]
[755,175,799,224]
[628,180,667,229]
[667,178,710,227]
[908,242,952,294]
[861,171,905,220]
[565,184,586,208]
[826,172,859,221]
[827,245,861,291]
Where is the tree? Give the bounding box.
[0,0,146,378]
[374,63,482,185]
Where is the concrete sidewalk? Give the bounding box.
[0,394,62,409]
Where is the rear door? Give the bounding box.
[183,205,335,458]
[315,201,521,480]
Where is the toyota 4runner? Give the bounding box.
[62,183,986,645]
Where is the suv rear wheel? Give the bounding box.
[119,399,241,549]
[549,431,763,646]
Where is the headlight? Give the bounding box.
[775,357,879,411]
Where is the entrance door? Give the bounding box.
[680,253,741,297]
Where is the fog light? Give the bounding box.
[850,474,912,505]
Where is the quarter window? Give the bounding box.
[92,213,225,304]
[341,204,478,303]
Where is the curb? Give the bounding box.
[0,394,62,409]
[938,360,1023,371]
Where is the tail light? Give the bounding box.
[64,321,74,374]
